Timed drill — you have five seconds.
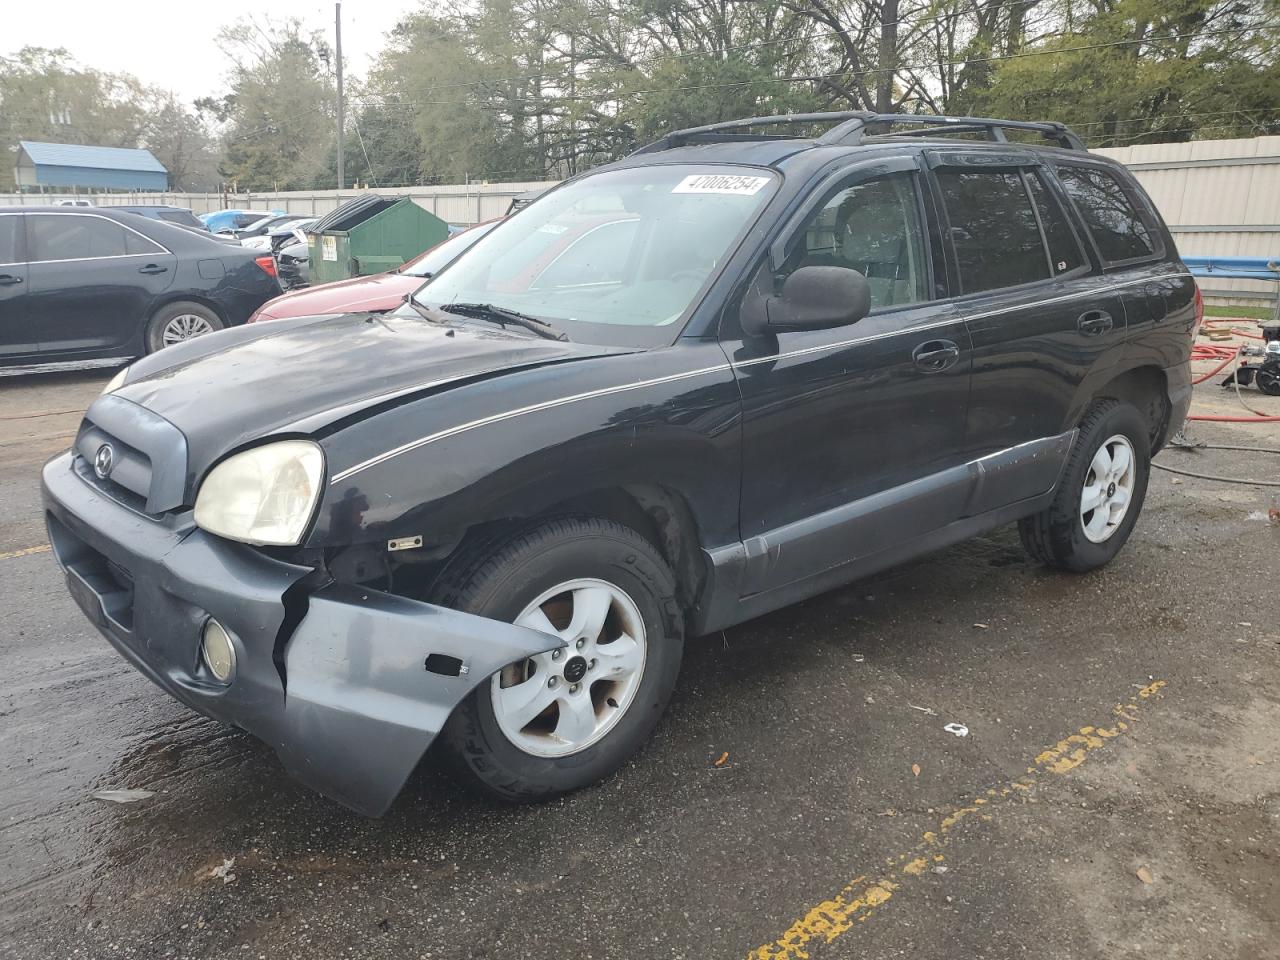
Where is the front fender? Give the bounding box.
[310,342,743,552]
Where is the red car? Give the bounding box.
[248,220,500,323]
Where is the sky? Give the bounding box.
[3,0,415,104]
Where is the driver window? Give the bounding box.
[781,173,927,309]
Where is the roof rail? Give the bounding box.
[630,111,1086,155]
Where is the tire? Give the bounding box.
[1019,399,1151,572]
[1256,361,1280,397]
[144,301,224,353]
[432,516,683,800]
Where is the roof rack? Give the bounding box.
[631,111,1087,155]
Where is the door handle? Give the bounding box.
[1077,310,1113,336]
[0,274,22,286]
[137,264,169,275]
[912,339,961,372]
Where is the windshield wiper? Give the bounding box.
[402,293,444,323]
[443,302,569,342]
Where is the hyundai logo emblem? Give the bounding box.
[93,443,115,480]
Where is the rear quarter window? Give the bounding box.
[1055,165,1157,263]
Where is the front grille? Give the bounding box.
[75,394,190,515]
[75,425,153,507]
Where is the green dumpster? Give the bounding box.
[308,194,448,284]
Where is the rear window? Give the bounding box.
[0,216,19,263]
[936,169,1049,294]
[1055,165,1156,263]
[156,209,202,229]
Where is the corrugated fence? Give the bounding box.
[1094,137,1280,306]
[0,181,559,231]
[3,136,1279,306]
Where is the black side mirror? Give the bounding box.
[741,265,871,336]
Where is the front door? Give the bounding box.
[725,160,972,596]
[0,213,33,358]
[24,213,176,356]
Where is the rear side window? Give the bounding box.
[0,216,19,263]
[125,230,164,255]
[936,170,1049,293]
[1055,165,1155,263]
[1026,172,1085,275]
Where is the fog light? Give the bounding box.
[201,618,236,683]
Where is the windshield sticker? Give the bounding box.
[672,174,770,196]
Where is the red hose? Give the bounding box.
[1188,413,1280,422]
[1190,344,1240,384]
[1203,322,1263,340]
[1188,333,1279,421]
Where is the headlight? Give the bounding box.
[102,367,129,394]
[194,440,324,546]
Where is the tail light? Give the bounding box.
[254,255,278,278]
[1192,282,1204,338]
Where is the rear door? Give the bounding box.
[927,152,1126,512]
[25,213,176,356]
[0,213,33,358]
[1051,161,1196,365]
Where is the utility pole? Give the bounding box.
[876,0,899,114]
[335,1,345,191]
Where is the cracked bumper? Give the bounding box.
[42,452,560,816]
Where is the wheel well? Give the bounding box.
[1094,365,1170,452]
[426,485,706,628]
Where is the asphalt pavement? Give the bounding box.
[1,361,1277,960]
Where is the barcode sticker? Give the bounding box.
[672,174,771,196]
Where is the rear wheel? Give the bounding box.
[1019,399,1151,572]
[145,301,223,353]
[433,516,683,800]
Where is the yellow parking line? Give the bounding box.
[0,544,52,561]
[748,681,1168,960]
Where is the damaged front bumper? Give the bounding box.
[42,451,561,816]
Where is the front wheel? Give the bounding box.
[1019,399,1151,572]
[433,516,683,800]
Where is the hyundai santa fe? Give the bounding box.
[42,112,1198,815]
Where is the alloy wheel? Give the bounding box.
[1079,433,1137,543]
[491,578,647,758]
[161,313,215,346]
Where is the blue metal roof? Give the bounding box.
[18,141,168,190]
[20,141,167,173]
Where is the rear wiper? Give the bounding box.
[443,302,569,342]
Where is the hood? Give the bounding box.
[115,312,629,486]
[254,273,421,321]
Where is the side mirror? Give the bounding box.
[741,265,871,336]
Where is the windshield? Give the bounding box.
[402,221,499,277]
[414,165,777,345]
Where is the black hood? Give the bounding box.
[114,312,629,484]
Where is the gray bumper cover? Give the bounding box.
[42,452,561,816]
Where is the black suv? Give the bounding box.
[42,113,1197,815]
